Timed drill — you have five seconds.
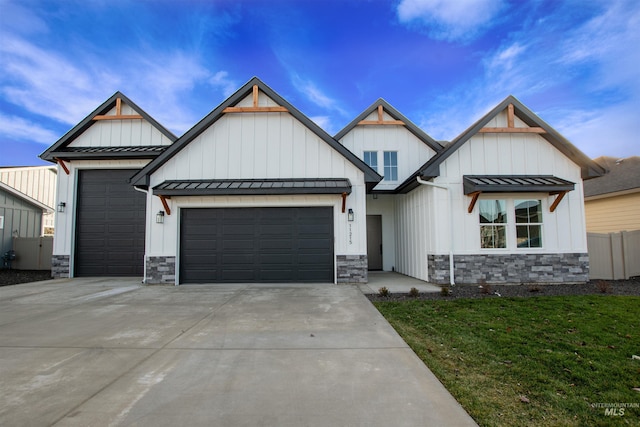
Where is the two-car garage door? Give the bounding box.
[179,207,333,283]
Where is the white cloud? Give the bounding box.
[309,115,332,134]
[209,71,239,97]
[397,0,505,42]
[0,113,60,144]
[290,74,349,118]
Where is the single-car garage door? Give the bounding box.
[180,207,333,283]
[75,169,145,276]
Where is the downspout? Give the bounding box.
[133,186,149,284]
[416,177,455,285]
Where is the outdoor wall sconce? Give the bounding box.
[156,211,165,224]
[57,202,66,213]
[348,208,354,222]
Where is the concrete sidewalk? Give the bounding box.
[0,278,476,426]
[359,271,442,294]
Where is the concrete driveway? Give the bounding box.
[0,278,476,426]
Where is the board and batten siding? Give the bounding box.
[0,166,56,233]
[338,110,436,190]
[147,92,368,265]
[67,102,173,148]
[0,188,43,257]
[436,111,586,254]
[585,191,640,233]
[52,160,151,258]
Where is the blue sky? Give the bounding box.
[1,0,638,166]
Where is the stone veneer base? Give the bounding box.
[428,253,589,285]
[146,256,176,284]
[336,254,368,284]
[51,255,70,278]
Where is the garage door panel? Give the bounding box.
[180,207,333,283]
[75,170,145,277]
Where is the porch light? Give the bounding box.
[57,202,66,213]
[348,208,354,222]
[156,211,165,224]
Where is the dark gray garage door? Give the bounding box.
[75,169,145,276]
[180,207,333,283]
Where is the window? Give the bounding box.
[363,151,378,172]
[383,151,398,181]
[479,200,507,248]
[515,200,542,248]
[478,199,543,249]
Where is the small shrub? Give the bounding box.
[378,286,390,297]
[409,287,420,297]
[440,286,450,296]
[596,280,611,293]
[528,284,541,293]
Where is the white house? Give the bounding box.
[41,77,603,284]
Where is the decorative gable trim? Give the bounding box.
[39,92,177,162]
[131,77,382,190]
[395,95,605,193]
[334,98,443,153]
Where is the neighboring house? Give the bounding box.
[0,181,53,261]
[0,165,57,235]
[583,156,640,233]
[40,77,604,284]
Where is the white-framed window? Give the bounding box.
[479,200,507,248]
[363,151,378,172]
[383,151,398,181]
[515,199,543,248]
[478,198,543,249]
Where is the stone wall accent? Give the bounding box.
[336,254,368,283]
[51,255,70,278]
[428,253,589,284]
[146,256,176,284]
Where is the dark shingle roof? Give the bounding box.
[153,178,352,196]
[583,156,640,197]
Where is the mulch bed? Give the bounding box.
[0,269,53,286]
[367,279,640,301]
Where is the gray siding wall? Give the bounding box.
[0,189,42,259]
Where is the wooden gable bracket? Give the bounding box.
[549,191,568,213]
[341,192,347,213]
[358,105,405,126]
[223,85,289,113]
[467,191,481,213]
[93,97,143,121]
[478,103,546,134]
[158,195,172,215]
[55,158,70,175]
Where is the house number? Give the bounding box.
[348,223,353,245]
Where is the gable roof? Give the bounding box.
[334,98,444,153]
[395,95,606,193]
[584,156,640,197]
[130,77,382,189]
[39,92,177,162]
[0,181,53,212]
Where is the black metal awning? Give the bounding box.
[463,175,575,195]
[463,175,575,213]
[153,178,352,196]
[52,146,167,160]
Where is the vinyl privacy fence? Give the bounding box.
[11,237,53,270]
[588,230,640,280]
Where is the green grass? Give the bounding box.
[373,296,640,426]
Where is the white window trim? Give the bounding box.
[363,150,378,173]
[383,151,398,182]
[477,197,545,251]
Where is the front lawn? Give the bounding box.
[374,296,640,426]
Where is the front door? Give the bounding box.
[366,215,382,270]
